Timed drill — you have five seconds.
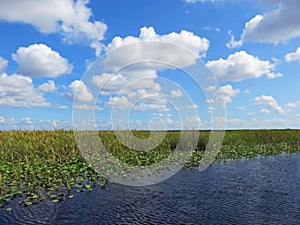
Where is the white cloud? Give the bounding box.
[244,89,251,94]
[214,85,240,104]
[241,0,300,44]
[105,26,209,71]
[105,96,132,109]
[0,117,74,130]
[184,116,202,129]
[22,117,33,125]
[0,73,51,107]
[226,30,242,49]
[266,72,282,79]
[133,102,169,112]
[206,51,278,81]
[0,0,107,56]
[12,43,72,78]
[206,84,239,104]
[38,80,56,92]
[170,89,183,98]
[0,57,8,72]
[56,105,68,109]
[205,85,217,92]
[203,26,221,32]
[200,116,300,129]
[153,113,164,117]
[73,104,103,111]
[92,71,166,114]
[94,27,209,113]
[187,104,199,109]
[285,47,300,63]
[285,100,300,108]
[93,73,128,95]
[224,117,300,129]
[206,98,215,104]
[254,95,284,114]
[0,116,14,125]
[93,70,160,96]
[128,89,161,101]
[165,116,173,125]
[260,109,270,114]
[69,80,93,102]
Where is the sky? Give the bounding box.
[0,0,300,130]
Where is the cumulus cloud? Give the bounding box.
[205,117,300,129]
[266,72,283,79]
[260,109,270,114]
[244,89,251,94]
[104,95,169,112]
[105,96,132,109]
[69,80,93,102]
[226,30,242,49]
[203,26,221,32]
[205,84,239,104]
[133,102,169,112]
[0,57,8,72]
[285,47,300,63]
[0,0,107,55]
[285,100,300,109]
[38,80,57,92]
[0,73,50,107]
[165,116,173,125]
[206,51,279,81]
[205,85,217,92]
[73,104,103,111]
[254,95,284,114]
[214,85,240,104]
[187,104,199,109]
[0,117,74,130]
[93,27,210,112]
[12,44,72,78]
[128,89,161,101]
[93,72,128,95]
[0,116,14,125]
[105,26,209,70]
[241,0,300,44]
[170,89,183,98]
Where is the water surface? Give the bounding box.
[1,153,300,224]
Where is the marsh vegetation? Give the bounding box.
[0,129,299,210]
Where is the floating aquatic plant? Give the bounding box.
[0,129,299,210]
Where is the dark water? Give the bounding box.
[1,153,300,225]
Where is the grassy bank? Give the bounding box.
[0,129,299,209]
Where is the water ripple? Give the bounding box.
[1,152,300,224]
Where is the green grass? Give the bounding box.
[0,129,299,209]
[0,130,107,209]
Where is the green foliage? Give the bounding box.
[0,129,299,209]
[0,130,107,210]
[188,129,300,166]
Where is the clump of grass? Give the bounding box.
[186,129,300,167]
[0,130,107,210]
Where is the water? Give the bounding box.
[1,153,300,224]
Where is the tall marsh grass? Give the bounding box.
[0,129,299,209]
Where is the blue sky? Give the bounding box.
[0,0,300,130]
